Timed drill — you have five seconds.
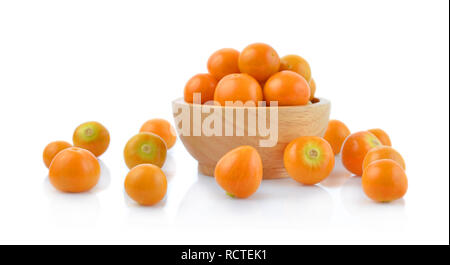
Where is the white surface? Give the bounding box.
[0,0,448,244]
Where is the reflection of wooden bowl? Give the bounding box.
[172,97,331,179]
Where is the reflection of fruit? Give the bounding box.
[363,146,405,170]
[207,48,240,80]
[214,73,263,106]
[284,136,335,185]
[184,73,218,104]
[368,128,392,146]
[341,131,381,176]
[140,119,177,149]
[279,54,312,82]
[124,133,167,169]
[73,121,110,157]
[214,146,263,198]
[323,120,351,155]
[263,70,310,106]
[49,147,100,193]
[43,141,72,168]
[309,78,316,100]
[124,164,167,206]
[362,159,408,202]
[238,43,280,82]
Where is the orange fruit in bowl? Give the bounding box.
[140,119,177,149]
[43,141,72,168]
[124,132,167,169]
[73,121,110,157]
[363,146,405,171]
[184,73,218,104]
[213,73,263,106]
[323,120,351,155]
[49,147,100,193]
[341,131,382,176]
[263,70,310,106]
[309,78,316,100]
[214,145,263,198]
[124,164,167,206]
[283,136,335,185]
[238,43,280,82]
[207,48,240,80]
[368,128,392,146]
[279,54,312,83]
[362,159,408,202]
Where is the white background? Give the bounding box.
[0,0,448,244]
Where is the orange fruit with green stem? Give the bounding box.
[279,54,312,83]
[362,159,408,202]
[323,120,351,155]
[49,147,100,193]
[43,141,72,168]
[124,164,167,206]
[363,146,405,171]
[368,128,392,146]
[207,48,240,80]
[341,131,382,176]
[73,121,110,157]
[140,119,177,149]
[124,132,167,169]
[238,43,280,82]
[263,70,310,106]
[214,145,263,198]
[283,136,335,185]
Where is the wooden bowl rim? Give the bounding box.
[172,97,330,110]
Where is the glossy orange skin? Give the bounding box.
[368,128,392,146]
[184,73,218,104]
[309,78,316,100]
[341,131,382,176]
[73,121,110,157]
[140,119,177,149]
[49,147,100,193]
[214,73,263,106]
[284,136,335,185]
[263,70,310,106]
[125,164,167,206]
[323,120,351,155]
[363,146,405,171]
[238,43,280,82]
[362,159,408,202]
[43,141,72,168]
[124,132,167,169]
[279,54,312,83]
[214,145,263,198]
[207,48,240,80]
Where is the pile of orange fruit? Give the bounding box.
[184,43,317,106]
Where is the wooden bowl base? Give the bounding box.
[198,163,290,180]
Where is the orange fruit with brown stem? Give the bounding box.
[283,136,335,185]
[124,132,167,169]
[263,70,310,106]
[124,164,167,206]
[238,43,280,82]
[368,128,392,146]
[49,147,100,193]
[362,159,408,202]
[214,73,263,106]
[73,121,110,157]
[184,73,218,104]
[323,120,351,155]
[279,54,312,83]
[207,48,240,80]
[214,145,263,198]
[341,131,382,176]
[43,141,72,168]
[140,119,177,149]
[363,146,405,171]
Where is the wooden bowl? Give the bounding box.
[172,97,331,179]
